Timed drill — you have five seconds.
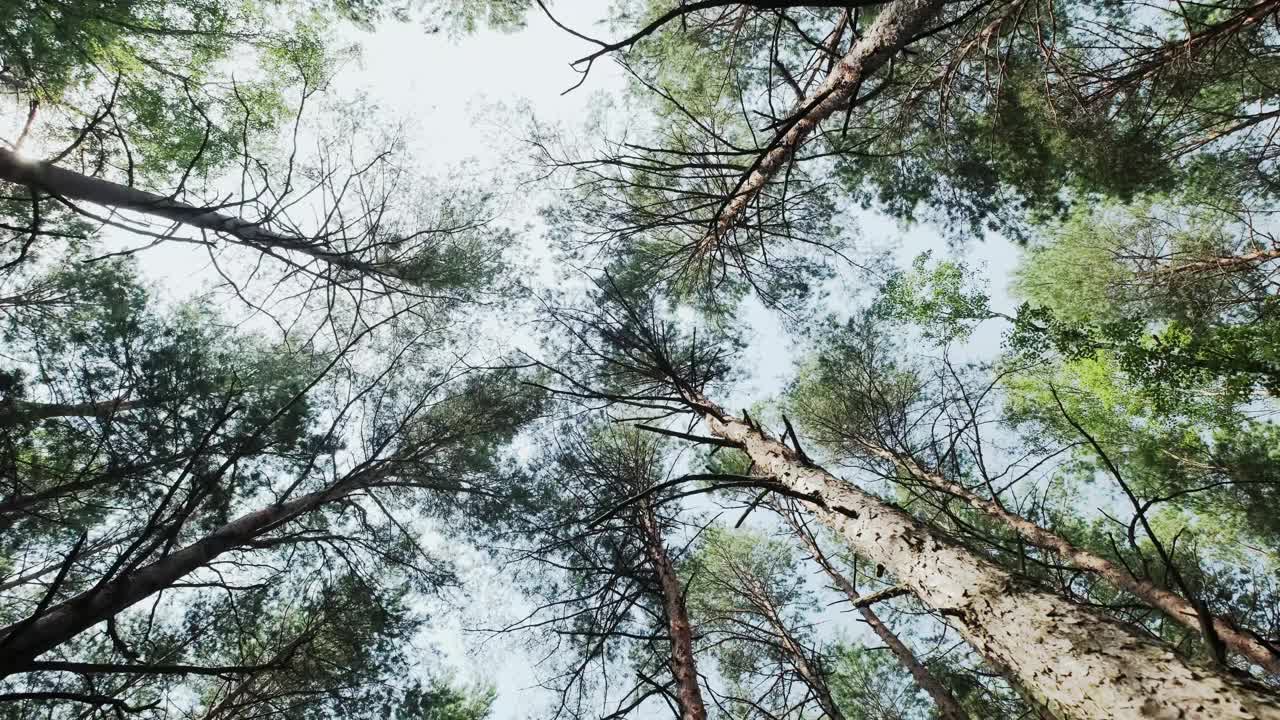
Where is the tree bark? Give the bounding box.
[0,397,147,426]
[0,469,374,676]
[638,504,708,720]
[873,446,1280,676]
[699,0,944,253]
[779,506,969,720]
[0,147,381,276]
[694,400,1280,720]
[1150,247,1280,279]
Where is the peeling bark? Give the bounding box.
[638,504,708,720]
[697,401,1280,720]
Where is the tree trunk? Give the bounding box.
[779,506,970,720]
[638,504,708,720]
[1090,0,1280,99]
[742,581,846,720]
[0,147,381,276]
[695,401,1280,720]
[700,0,944,253]
[1151,247,1280,279]
[197,629,313,720]
[0,397,147,426]
[873,446,1280,676]
[0,470,373,676]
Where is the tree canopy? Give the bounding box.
[4,0,1280,718]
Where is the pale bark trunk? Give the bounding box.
[0,397,147,425]
[874,447,1280,676]
[0,471,372,675]
[697,403,1280,720]
[0,147,380,276]
[781,508,969,720]
[639,505,707,720]
[699,0,944,253]
[1151,247,1280,278]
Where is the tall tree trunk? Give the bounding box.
[198,629,314,720]
[870,445,1280,675]
[778,506,969,720]
[700,0,944,253]
[638,504,708,720]
[738,579,846,720]
[0,147,381,276]
[1150,247,1280,279]
[692,398,1280,720]
[0,397,147,426]
[0,468,375,676]
[1088,0,1280,99]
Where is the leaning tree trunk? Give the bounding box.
[779,507,969,720]
[0,147,381,276]
[699,0,944,253]
[871,445,1280,676]
[739,579,846,720]
[0,468,377,676]
[198,628,313,720]
[692,398,1280,720]
[1086,0,1280,101]
[0,397,148,426]
[1150,247,1280,279]
[638,504,708,720]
